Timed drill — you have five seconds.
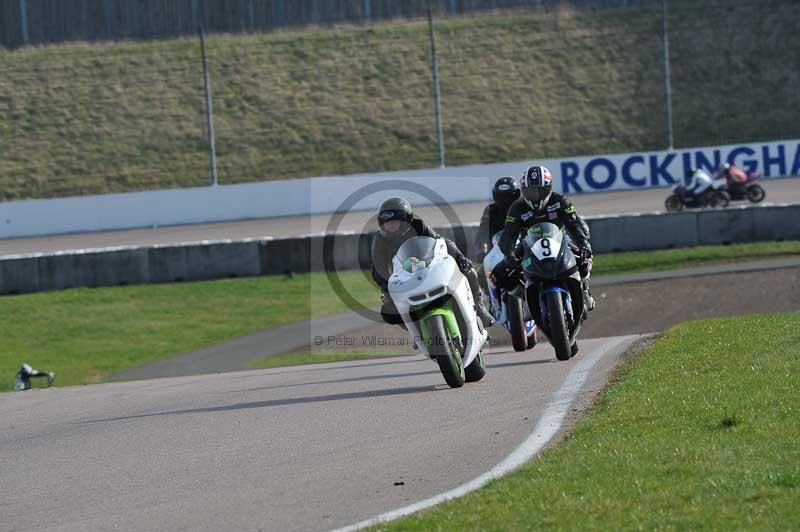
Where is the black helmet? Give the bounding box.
[492,177,520,212]
[686,167,697,178]
[377,197,414,238]
[520,165,553,211]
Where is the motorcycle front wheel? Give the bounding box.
[665,194,683,212]
[746,184,766,203]
[707,190,730,208]
[464,350,486,382]
[545,291,572,361]
[425,314,465,388]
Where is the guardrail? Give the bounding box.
[2,204,798,296]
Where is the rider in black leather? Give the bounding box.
[494,165,596,311]
[370,197,495,328]
[474,176,520,264]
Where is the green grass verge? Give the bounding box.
[1,1,798,200]
[593,240,800,277]
[249,349,411,370]
[376,311,800,531]
[2,240,797,391]
[0,270,378,391]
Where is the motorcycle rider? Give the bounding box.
[685,167,713,200]
[474,177,521,264]
[494,164,595,311]
[370,197,495,328]
[716,162,748,196]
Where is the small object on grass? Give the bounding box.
[14,363,55,391]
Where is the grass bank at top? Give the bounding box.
[1,240,797,391]
[1,1,798,201]
[376,311,800,531]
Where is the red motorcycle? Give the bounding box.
[725,171,766,203]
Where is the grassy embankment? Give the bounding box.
[1,1,798,200]
[376,311,800,531]
[2,240,797,390]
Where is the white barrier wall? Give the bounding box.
[1,139,798,239]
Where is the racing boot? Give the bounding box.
[582,280,596,312]
[579,255,596,313]
[465,268,495,327]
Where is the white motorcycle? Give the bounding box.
[482,232,537,352]
[388,236,489,388]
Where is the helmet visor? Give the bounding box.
[379,218,412,237]
[522,186,550,204]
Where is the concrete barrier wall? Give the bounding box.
[1,205,799,296]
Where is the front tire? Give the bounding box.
[425,315,465,388]
[706,190,729,208]
[746,184,766,203]
[665,194,682,212]
[465,350,486,382]
[505,294,528,352]
[545,291,572,361]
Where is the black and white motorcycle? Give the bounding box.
[482,232,537,352]
[520,222,587,361]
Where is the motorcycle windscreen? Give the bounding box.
[522,223,574,279]
[395,236,437,273]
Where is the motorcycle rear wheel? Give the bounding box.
[545,291,572,361]
[425,314,465,388]
[505,294,529,352]
[746,184,766,203]
[665,194,683,212]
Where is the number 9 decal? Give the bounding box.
[541,238,552,256]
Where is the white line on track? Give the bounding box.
[331,335,634,532]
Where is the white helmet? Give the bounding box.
[520,165,553,211]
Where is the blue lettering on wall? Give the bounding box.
[695,150,721,173]
[649,154,677,186]
[584,158,617,189]
[621,155,646,187]
[561,161,582,193]
[790,144,800,176]
[728,146,757,174]
[762,144,786,177]
[681,152,693,184]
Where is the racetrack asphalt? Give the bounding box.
[2,178,799,257]
[3,184,799,531]
[111,259,800,381]
[2,263,797,531]
[0,335,642,532]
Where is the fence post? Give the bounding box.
[199,27,219,187]
[103,0,115,38]
[191,0,199,29]
[18,0,29,45]
[427,1,445,168]
[662,0,674,150]
[363,0,371,22]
